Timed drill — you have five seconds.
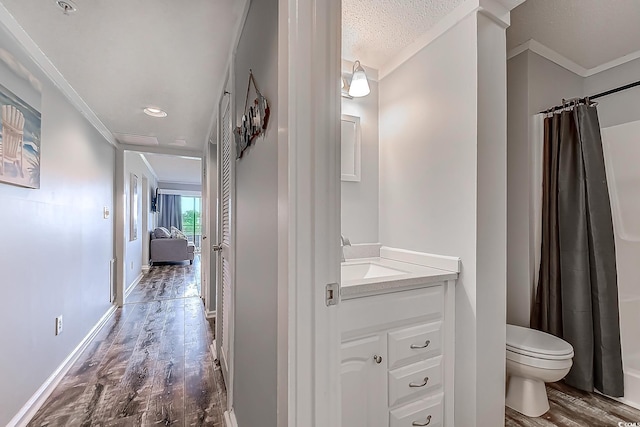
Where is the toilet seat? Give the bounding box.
[506,324,574,364]
[506,348,573,370]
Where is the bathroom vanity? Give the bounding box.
[340,251,457,427]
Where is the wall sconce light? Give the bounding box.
[348,60,370,98]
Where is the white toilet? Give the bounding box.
[505,324,574,417]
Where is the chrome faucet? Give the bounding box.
[341,234,351,262]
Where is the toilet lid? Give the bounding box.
[506,324,574,359]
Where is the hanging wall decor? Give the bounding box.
[234,69,270,159]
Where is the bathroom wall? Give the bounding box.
[0,27,115,425]
[232,0,279,424]
[585,57,640,128]
[586,59,640,301]
[341,80,379,243]
[506,51,583,327]
[379,12,508,426]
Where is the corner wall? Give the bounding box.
[0,27,115,425]
[378,11,508,426]
[232,0,279,425]
[506,51,583,327]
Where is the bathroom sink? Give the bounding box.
[341,262,408,281]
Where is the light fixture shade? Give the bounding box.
[348,61,370,97]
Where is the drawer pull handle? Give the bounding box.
[410,339,431,349]
[373,355,383,364]
[409,376,429,388]
[412,415,432,426]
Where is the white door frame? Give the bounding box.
[277,0,342,425]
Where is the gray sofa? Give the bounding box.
[150,230,195,265]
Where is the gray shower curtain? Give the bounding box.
[531,103,624,397]
[158,194,182,230]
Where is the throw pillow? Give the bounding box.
[154,227,171,239]
[171,226,187,240]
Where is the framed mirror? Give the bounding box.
[341,114,361,182]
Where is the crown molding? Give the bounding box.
[379,0,524,80]
[508,39,640,78]
[0,4,117,147]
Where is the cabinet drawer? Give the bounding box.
[388,356,443,407]
[390,393,443,427]
[341,286,444,336]
[388,322,442,369]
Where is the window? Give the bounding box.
[181,196,202,251]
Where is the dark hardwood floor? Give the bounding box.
[506,381,640,426]
[28,258,226,427]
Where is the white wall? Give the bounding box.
[124,151,157,288]
[506,51,583,327]
[379,12,508,426]
[0,28,115,425]
[341,80,379,243]
[233,0,278,425]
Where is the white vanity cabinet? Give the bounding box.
[340,280,455,427]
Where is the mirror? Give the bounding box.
[341,114,361,182]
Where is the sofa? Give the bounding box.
[150,227,196,265]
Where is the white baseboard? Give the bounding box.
[124,272,143,299]
[205,310,216,319]
[141,264,150,273]
[224,409,238,427]
[8,304,118,427]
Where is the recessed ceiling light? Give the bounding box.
[54,0,77,14]
[143,107,168,118]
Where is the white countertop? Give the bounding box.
[340,256,458,300]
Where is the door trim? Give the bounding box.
[277,0,342,425]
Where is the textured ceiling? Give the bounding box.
[342,0,465,70]
[142,153,202,185]
[2,0,244,151]
[508,0,640,69]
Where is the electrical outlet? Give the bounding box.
[130,261,134,270]
[55,315,63,336]
[103,206,110,219]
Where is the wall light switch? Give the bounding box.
[103,207,110,219]
[55,315,63,336]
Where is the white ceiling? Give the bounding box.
[142,153,202,185]
[508,0,640,70]
[342,0,465,70]
[1,0,245,151]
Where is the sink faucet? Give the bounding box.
[341,234,351,262]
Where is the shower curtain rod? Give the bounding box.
[540,79,640,114]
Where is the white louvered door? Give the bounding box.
[216,90,234,391]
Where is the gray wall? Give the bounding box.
[584,57,640,128]
[124,151,157,287]
[232,0,278,425]
[341,80,379,243]
[506,51,582,327]
[0,28,115,424]
[379,13,508,426]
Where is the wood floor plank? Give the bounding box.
[505,380,640,426]
[27,257,226,427]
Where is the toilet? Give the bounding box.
[505,324,574,417]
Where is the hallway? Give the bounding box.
[28,260,226,426]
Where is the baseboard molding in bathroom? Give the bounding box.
[380,246,460,272]
[7,304,118,427]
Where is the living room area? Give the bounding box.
[124,149,205,301]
